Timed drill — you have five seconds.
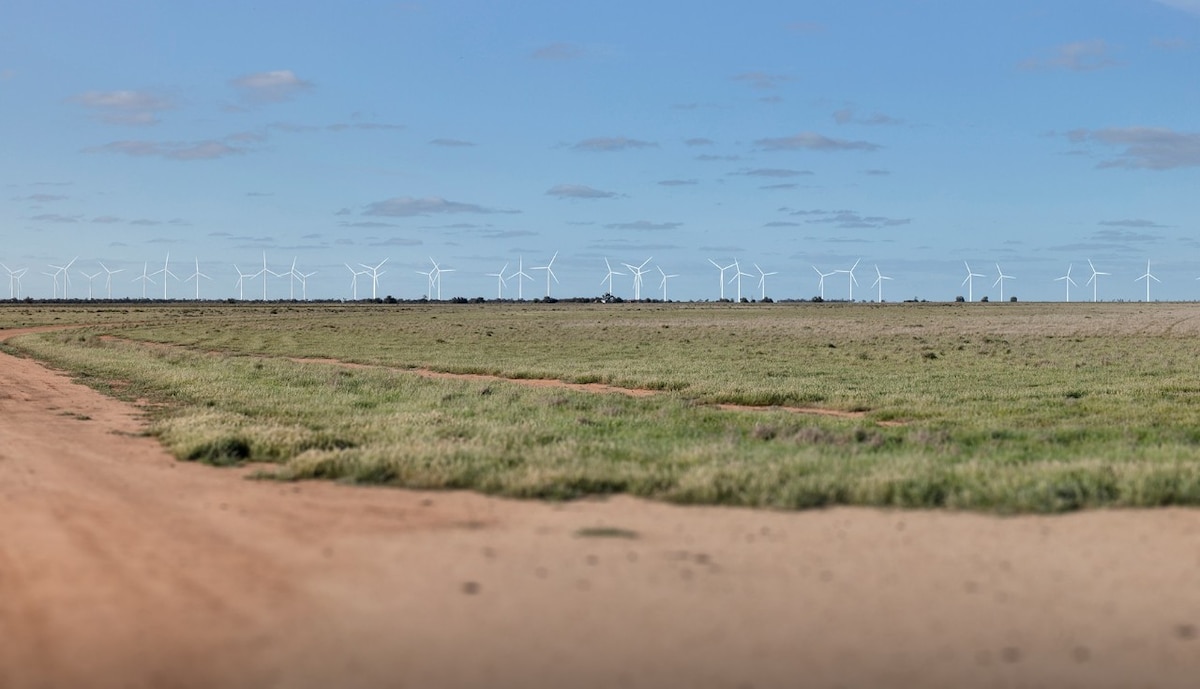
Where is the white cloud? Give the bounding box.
[754,132,882,152]
[84,139,247,160]
[572,136,657,152]
[546,184,619,199]
[230,70,313,104]
[363,196,517,217]
[70,90,175,125]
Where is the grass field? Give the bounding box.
[5,300,1200,512]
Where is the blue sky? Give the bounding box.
[3,0,1199,302]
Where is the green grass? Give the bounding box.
[6,300,1200,512]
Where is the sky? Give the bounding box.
[2,0,1200,302]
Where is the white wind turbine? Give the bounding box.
[728,259,753,302]
[657,265,679,301]
[99,262,124,299]
[812,265,836,300]
[2,263,28,299]
[416,266,435,298]
[234,265,255,300]
[344,264,367,300]
[838,258,861,301]
[872,265,893,303]
[993,263,1014,302]
[253,252,281,300]
[185,257,211,300]
[429,257,455,300]
[962,261,985,302]
[513,257,534,300]
[359,258,388,299]
[81,270,102,300]
[1086,259,1109,303]
[48,257,77,299]
[754,263,778,301]
[151,252,179,299]
[1054,264,1077,302]
[532,251,559,298]
[285,257,300,300]
[1136,260,1160,301]
[296,271,317,300]
[709,259,735,300]
[623,257,653,301]
[487,263,510,299]
[132,262,156,299]
[601,258,623,295]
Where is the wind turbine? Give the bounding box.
[344,263,367,300]
[48,257,77,299]
[297,271,317,300]
[81,270,102,300]
[623,257,652,301]
[962,261,985,302]
[285,257,299,300]
[416,265,436,299]
[728,259,752,302]
[839,258,861,301]
[185,258,211,300]
[2,263,27,299]
[657,265,678,301]
[601,258,623,295]
[812,265,836,300]
[234,265,255,300]
[151,252,179,299]
[754,263,778,300]
[513,257,533,300]
[993,264,1014,302]
[1136,260,1160,302]
[132,262,156,299]
[872,265,893,303]
[359,258,388,299]
[428,257,454,300]
[1054,264,1077,302]
[99,262,124,299]
[532,251,559,298]
[1086,259,1109,303]
[253,252,281,300]
[487,263,510,299]
[709,259,735,300]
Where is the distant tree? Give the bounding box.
[955,295,965,302]
[1010,296,1018,302]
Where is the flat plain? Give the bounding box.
[6,300,1200,512]
[5,301,1200,688]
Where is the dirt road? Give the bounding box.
[3,328,1200,688]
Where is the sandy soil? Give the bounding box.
[3,328,1200,688]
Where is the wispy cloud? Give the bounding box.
[738,168,814,178]
[1154,0,1200,15]
[833,108,904,126]
[531,42,584,60]
[84,139,247,160]
[22,193,68,202]
[732,72,793,90]
[1068,127,1200,169]
[658,179,698,186]
[684,137,715,147]
[69,89,175,126]
[603,220,682,231]
[755,132,882,152]
[230,70,313,104]
[325,122,405,132]
[1099,218,1169,229]
[1020,40,1119,72]
[546,184,619,199]
[363,196,518,217]
[430,138,475,147]
[791,209,910,229]
[572,136,657,152]
[30,213,81,223]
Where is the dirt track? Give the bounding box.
[3,327,1200,688]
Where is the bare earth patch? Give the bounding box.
[3,328,1200,687]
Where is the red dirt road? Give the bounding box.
[3,329,1200,688]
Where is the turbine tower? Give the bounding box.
[601,258,623,295]
[623,257,652,301]
[728,259,752,302]
[872,265,893,303]
[359,258,388,299]
[1136,260,1160,302]
[81,270,102,300]
[132,262,156,299]
[657,265,678,301]
[962,261,985,302]
[754,263,778,301]
[840,258,861,301]
[487,263,510,299]
[531,251,559,298]
[151,252,179,300]
[709,259,735,300]
[2,263,28,299]
[812,265,836,300]
[513,257,533,300]
[344,264,367,300]
[234,265,256,300]
[297,271,317,300]
[99,262,124,299]
[993,263,1014,302]
[1086,259,1109,303]
[1054,264,1077,302]
[254,252,281,300]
